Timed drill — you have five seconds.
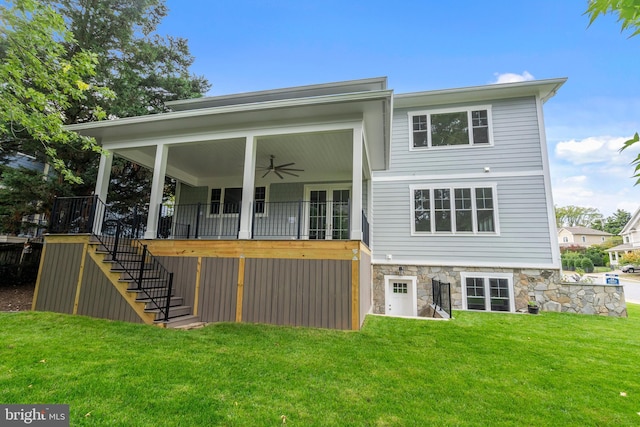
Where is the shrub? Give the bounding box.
[581,257,594,273]
[621,250,640,266]
[566,258,575,271]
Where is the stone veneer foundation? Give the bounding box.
[372,265,627,318]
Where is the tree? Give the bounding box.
[585,1,640,183]
[586,0,640,37]
[0,0,111,183]
[1,0,210,228]
[555,205,603,227]
[602,209,631,234]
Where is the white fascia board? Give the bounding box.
[101,119,366,150]
[167,77,389,110]
[66,90,393,134]
[371,258,561,269]
[394,78,567,109]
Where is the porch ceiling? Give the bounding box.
[115,130,354,186]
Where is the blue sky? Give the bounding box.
[160,0,640,217]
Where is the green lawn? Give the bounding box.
[1,307,639,426]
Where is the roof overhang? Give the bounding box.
[67,87,393,171]
[393,78,567,109]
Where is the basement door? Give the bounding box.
[305,186,350,240]
[385,276,417,317]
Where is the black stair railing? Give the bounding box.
[432,279,452,318]
[50,196,175,322]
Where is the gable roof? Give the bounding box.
[558,227,613,236]
[621,207,640,235]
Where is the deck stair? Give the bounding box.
[90,234,198,328]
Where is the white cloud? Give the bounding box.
[555,136,634,166]
[491,71,534,84]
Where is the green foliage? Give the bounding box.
[555,205,602,227]
[601,208,632,234]
[620,132,640,185]
[586,1,640,183]
[581,257,595,273]
[0,0,112,183]
[621,250,640,265]
[586,0,640,37]
[2,310,640,425]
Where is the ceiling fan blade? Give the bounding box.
[275,170,284,179]
[276,162,295,168]
[262,170,271,178]
[280,170,300,177]
[279,168,304,172]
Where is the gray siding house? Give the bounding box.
[370,82,564,316]
[37,76,567,328]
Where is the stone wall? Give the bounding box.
[372,264,627,318]
[533,282,627,317]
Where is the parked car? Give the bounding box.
[622,265,638,273]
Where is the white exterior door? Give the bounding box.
[305,185,350,240]
[384,276,417,316]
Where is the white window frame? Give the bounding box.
[409,183,500,235]
[207,186,269,218]
[460,272,515,313]
[408,105,494,151]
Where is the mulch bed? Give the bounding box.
[0,283,35,311]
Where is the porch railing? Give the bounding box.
[158,202,241,239]
[50,196,174,322]
[432,279,452,318]
[50,197,368,243]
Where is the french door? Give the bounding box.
[306,186,350,240]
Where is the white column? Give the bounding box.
[238,135,257,239]
[350,125,363,240]
[144,144,169,239]
[92,152,113,234]
[94,151,113,203]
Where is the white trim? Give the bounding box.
[372,259,561,269]
[409,183,500,236]
[408,105,493,151]
[100,119,365,150]
[372,170,544,182]
[67,91,393,132]
[535,96,562,268]
[460,271,515,312]
[384,275,418,316]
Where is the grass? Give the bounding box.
[1,308,640,426]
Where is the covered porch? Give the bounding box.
[68,78,391,245]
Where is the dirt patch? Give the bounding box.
[0,283,35,311]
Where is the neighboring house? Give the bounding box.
[607,207,640,267]
[35,76,569,328]
[557,226,613,248]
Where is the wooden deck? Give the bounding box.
[33,236,372,330]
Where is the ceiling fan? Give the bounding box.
[259,155,304,179]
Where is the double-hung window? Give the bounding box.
[411,185,498,234]
[410,106,492,149]
[461,272,514,312]
[210,186,267,215]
